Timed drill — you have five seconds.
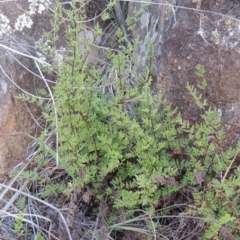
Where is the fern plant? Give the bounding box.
[14,211,25,236]
[16,1,240,239]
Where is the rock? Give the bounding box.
[0,35,48,172]
[128,0,240,145]
[0,1,52,172]
[128,0,174,79]
[157,0,240,129]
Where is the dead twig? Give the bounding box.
[222,152,238,183]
